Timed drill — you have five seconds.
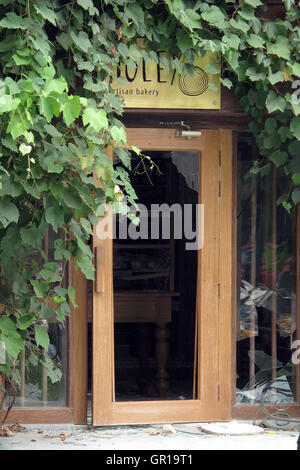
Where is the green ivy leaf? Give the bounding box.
[265,118,277,134]
[246,67,267,81]
[75,254,95,281]
[18,314,34,331]
[246,34,265,49]
[45,206,65,232]
[202,6,228,29]
[269,151,288,167]
[268,70,284,85]
[7,117,27,140]
[12,54,31,66]
[68,285,78,308]
[31,280,49,299]
[77,0,94,10]
[223,33,240,50]
[291,189,300,205]
[290,117,300,140]
[63,96,81,126]
[82,107,108,132]
[39,96,61,122]
[263,21,278,40]
[0,175,22,197]
[44,77,68,96]
[244,0,263,7]
[0,200,19,228]
[35,325,50,351]
[0,332,24,358]
[266,91,287,113]
[292,173,300,185]
[70,31,92,53]
[229,18,250,33]
[0,95,20,113]
[176,29,193,53]
[61,187,83,209]
[0,12,27,30]
[267,36,291,61]
[290,63,300,79]
[19,144,32,155]
[43,356,62,384]
[110,125,127,144]
[290,156,300,174]
[34,3,57,26]
[0,315,16,334]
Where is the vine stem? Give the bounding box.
[0,374,17,428]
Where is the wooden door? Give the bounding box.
[92,128,232,425]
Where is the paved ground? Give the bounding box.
[0,421,299,451]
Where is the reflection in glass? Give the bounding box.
[236,134,297,404]
[113,151,199,401]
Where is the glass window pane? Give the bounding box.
[6,228,68,408]
[236,133,297,405]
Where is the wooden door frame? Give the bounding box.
[92,128,232,425]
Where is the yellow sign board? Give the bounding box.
[111,51,220,109]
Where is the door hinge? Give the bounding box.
[218,384,220,401]
[218,180,221,198]
[218,283,220,300]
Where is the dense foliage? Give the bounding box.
[0,0,299,414]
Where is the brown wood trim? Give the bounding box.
[92,146,114,425]
[68,258,88,424]
[110,400,221,425]
[231,132,238,412]
[123,111,249,131]
[4,408,74,425]
[126,127,205,150]
[123,88,249,131]
[218,129,233,420]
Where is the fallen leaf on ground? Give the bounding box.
[162,424,176,434]
[149,428,160,435]
[9,423,26,433]
[0,428,14,437]
[59,432,71,441]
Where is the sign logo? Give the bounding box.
[178,67,209,96]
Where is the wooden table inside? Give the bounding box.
[89,291,179,397]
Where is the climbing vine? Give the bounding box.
[0,0,299,419]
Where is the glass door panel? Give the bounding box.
[113,150,200,402]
